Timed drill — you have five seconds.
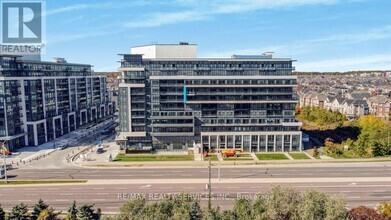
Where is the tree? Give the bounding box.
[0,205,5,220]
[351,115,390,157]
[324,196,347,220]
[119,198,146,220]
[202,206,222,220]
[8,203,29,220]
[67,201,78,220]
[189,201,202,220]
[372,141,389,157]
[262,186,300,219]
[347,206,387,220]
[37,208,58,220]
[313,147,319,158]
[232,198,253,220]
[77,204,100,220]
[377,202,391,217]
[252,194,267,219]
[32,199,49,220]
[298,190,327,220]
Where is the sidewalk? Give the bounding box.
[4,118,116,167]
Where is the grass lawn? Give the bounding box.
[256,153,289,160]
[326,150,359,159]
[289,153,311,160]
[114,153,194,162]
[0,180,87,185]
[204,155,218,161]
[224,157,253,161]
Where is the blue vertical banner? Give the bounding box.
[183,85,187,104]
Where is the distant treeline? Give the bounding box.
[294,70,388,75]
[94,72,120,78]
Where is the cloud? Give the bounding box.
[297,54,391,72]
[123,0,343,29]
[45,1,148,16]
[213,0,338,14]
[48,30,118,44]
[45,3,109,16]
[311,25,391,44]
[124,11,209,28]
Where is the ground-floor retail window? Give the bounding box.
[267,135,274,152]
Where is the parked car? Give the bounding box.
[96,148,105,154]
[57,144,68,150]
[5,164,13,170]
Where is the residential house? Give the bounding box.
[367,95,391,119]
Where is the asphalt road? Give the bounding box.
[7,163,391,180]
[1,181,390,212]
[3,140,391,214]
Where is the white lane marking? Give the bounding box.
[160,187,173,190]
[93,199,106,201]
[228,187,240,189]
[55,199,70,202]
[97,193,109,195]
[1,189,14,191]
[141,185,151,188]
[93,188,104,190]
[348,196,361,199]
[183,187,196,189]
[19,200,32,202]
[60,193,74,196]
[116,188,127,190]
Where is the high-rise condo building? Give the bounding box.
[117,43,302,152]
[0,55,115,150]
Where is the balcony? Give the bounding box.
[159,67,178,71]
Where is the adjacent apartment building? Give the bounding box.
[117,43,302,152]
[0,55,115,150]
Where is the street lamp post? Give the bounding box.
[1,141,8,183]
[3,149,7,183]
[208,158,211,210]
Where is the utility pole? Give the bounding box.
[1,141,8,183]
[208,158,211,210]
[218,158,220,181]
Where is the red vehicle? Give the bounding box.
[221,149,243,158]
[0,149,11,156]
